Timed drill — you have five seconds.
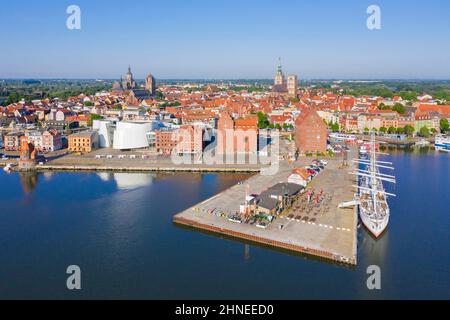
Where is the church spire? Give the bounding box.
[277,57,283,73]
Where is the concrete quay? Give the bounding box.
[174,156,358,265]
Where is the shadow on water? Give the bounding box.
[174,223,357,271]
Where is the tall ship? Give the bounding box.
[352,134,396,238]
[435,134,450,152]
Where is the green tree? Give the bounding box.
[378,103,387,110]
[419,126,430,138]
[396,127,405,134]
[404,125,415,136]
[330,122,340,133]
[84,101,94,107]
[155,90,164,101]
[88,114,103,126]
[6,92,21,105]
[388,126,397,134]
[440,118,450,133]
[275,123,282,131]
[379,127,387,134]
[257,112,270,129]
[392,103,406,115]
[431,128,437,135]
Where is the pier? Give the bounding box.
[174,156,358,265]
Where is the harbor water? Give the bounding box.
[0,149,448,299]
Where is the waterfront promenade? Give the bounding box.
[174,155,358,265]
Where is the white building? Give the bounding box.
[113,122,154,150]
[93,120,162,150]
[93,120,115,148]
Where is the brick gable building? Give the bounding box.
[295,109,327,154]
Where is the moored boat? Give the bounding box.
[435,134,450,152]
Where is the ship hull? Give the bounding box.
[360,210,389,238]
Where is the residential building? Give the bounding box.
[5,132,23,151]
[68,131,99,153]
[174,125,205,155]
[24,131,44,151]
[42,130,63,152]
[156,129,177,155]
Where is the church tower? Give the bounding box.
[274,58,286,87]
[122,65,137,90]
[145,74,156,96]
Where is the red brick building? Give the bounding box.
[216,113,258,155]
[295,109,328,154]
[156,125,204,156]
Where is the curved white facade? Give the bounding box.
[113,122,153,150]
[93,120,114,148]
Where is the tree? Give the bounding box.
[379,127,387,134]
[257,112,270,129]
[440,118,450,133]
[392,103,406,115]
[378,103,387,110]
[275,123,282,131]
[6,92,21,105]
[364,127,370,134]
[431,128,437,135]
[404,125,415,136]
[84,101,94,107]
[331,122,340,133]
[89,114,103,126]
[155,90,164,101]
[419,126,430,138]
[396,127,405,134]
[388,126,397,134]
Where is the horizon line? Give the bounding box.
[1,78,450,82]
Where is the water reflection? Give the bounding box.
[244,244,251,261]
[97,172,154,190]
[19,172,40,194]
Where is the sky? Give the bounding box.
[1,0,449,79]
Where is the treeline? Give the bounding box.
[0,82,111,106]
[339,82,450,101]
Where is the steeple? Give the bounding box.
[274,57,286,86]
[277,57,283,74]
[127,65,132,75]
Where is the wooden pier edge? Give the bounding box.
[173,216,357,266]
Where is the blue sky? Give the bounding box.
[1,0,449,79]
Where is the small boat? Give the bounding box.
[415,139,430,147]
[435,134,450,152]
[3,163,13,173]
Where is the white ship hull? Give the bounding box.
[360,208,389,238]
[356,134,395,239]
